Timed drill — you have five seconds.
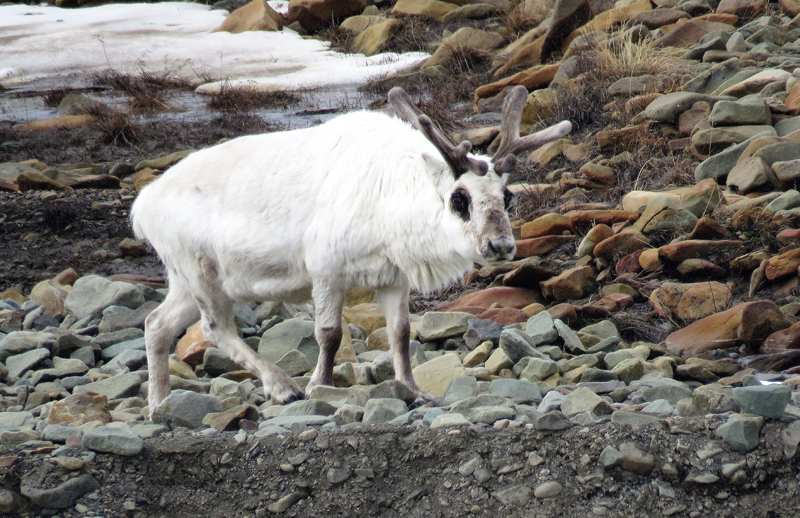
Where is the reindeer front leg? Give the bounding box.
[377,282,430,403]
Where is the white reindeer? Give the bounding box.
[131,86,571,414]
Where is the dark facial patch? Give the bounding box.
[450,187,471,222]
[503,188,513,210]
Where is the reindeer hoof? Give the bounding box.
[276,392,305,405]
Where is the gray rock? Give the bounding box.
[203,348,241,376]
[599,445,624,468]
[644,92,732,122]
[716,414,763,453]
[152,390,223,429]
[6,347,50,379]
[32,357,89,384]
[641,399,674,416]
[0,411,33,429]
[619,443,654,474]
[21,473,99,509]
[537,390,564,414]
[42,424,82,443]
[261,415,331,428]
[534,411,572,431]
[763,189,800,213]
[776,116,800,137]
[90,328,143,349]
[695,130,775,182]
[368,380,417,405]
[464,406,516,424]
[362,398,408,424]
[554,319,585,353]
[100,337,145,361]
[519,357,559,382]
[417,312,473,342]
[463,319,503,349]
[0,161,39,181]
[580,367,619,382]
[70,346,96,368]
[430,413,471,428]
[533,481,562,499]
[82,426,143,456]
[73,372,142,400]
[499,329,538,362]
[494,484,532,506]
[610,410,662,428]
[561,387,613,417]
[710,98,771,126]
[102,349,147,373]
[0,331,54,362]
[732,385,790,419]
[490,379,542,402]
[333,403,364,425]
[64,275,145,320]
[275,349,314,377]
[370,351,395,384]
[280,399,336,417]
[450,394,511,413]
[258,318,318,364]
[128,423,169,439]
[579,320,620,341]
[525,311,558,344]
[442,376,477,405]
[641,382,693,405]
[422,407,446,426]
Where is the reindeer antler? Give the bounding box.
[492,85,573,174]
[388,87,489,178]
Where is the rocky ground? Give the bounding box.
[5,0,800,516]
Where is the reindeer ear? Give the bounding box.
[422,152,452,187]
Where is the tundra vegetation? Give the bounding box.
[3,0,800,516]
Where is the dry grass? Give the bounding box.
[85,106,141,146]
[382,16,440,54]
[591,31,687,84]
[500,0,553,41]
[321,25,357,53]
[39,88,73,108]
[93,69,194,113]
[206,84,302,113]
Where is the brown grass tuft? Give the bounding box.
[85,107,141,146]
[39,88,73,108]
[381,16,440,54]
[500,0,553,41]
[321,25,357,53]
[93,69,195,113]
[206,85,302,112]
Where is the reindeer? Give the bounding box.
[131,85,571,414]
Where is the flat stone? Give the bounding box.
[152,390,223,429]
[258,318,318,364]
[525,310,558,344]
[363,398,408,424]
[463,318,503,349]
[610,410,662,428]
[442,376,478,405]
[73,373,141,400]
[554,319,586,353]
[6,348,50,380]
[417,312,473,342]
[716,413,763,452]
[499,328,538,362]
[533,481,562,499]
[619,442,654,474]
[46,394,111,426]
[561,387,613,416]
[494,484,532,506]
[599,445,624,468]
[534,411,572,431]
[519,357,559,382]
[411,353,466,397]
[20,473,99,509]
[82,426,143,456]
[64,275,144,320]
[490,379,542,402]
[430,413,472,428]
[732,385,790,418]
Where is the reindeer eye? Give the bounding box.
[450,188,470,222]
[503,189,513,210]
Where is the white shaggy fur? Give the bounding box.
[132,111,516,412]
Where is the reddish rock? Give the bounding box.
[716,0,766,16]
[764,248,800,281]
[438,287,542,310]
[539,266,594,301]
[289,0,367,32]
[548,303,578,325]
[762,321,800,353]
[649,281,732,321]
[593,230,650,261]
[657,239,743,262]
[215,0,284,33]
[777,228,800,245]
[786,81,800,116]
[615,250,644,275]
[569,210,639,233]
[687,216,732,240]
[502,263,557,289]
[520,213,573,239]
[665,301,791,356]
[47,394,112,426]
[0,180,18,192]
[678,101,711,136]
[652,20,736,48]
[594,293,634,312]
[676,258,727,278]
[446,306,529,325]
[515,235,574,259]
[176,322,215,367]
[474,64,560,103]
[54,268,80,286]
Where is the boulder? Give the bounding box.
[289,0,367,32]
[214,0,284,33]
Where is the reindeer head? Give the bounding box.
[389,86,572,265]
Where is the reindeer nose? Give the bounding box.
[487,237,516,258]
